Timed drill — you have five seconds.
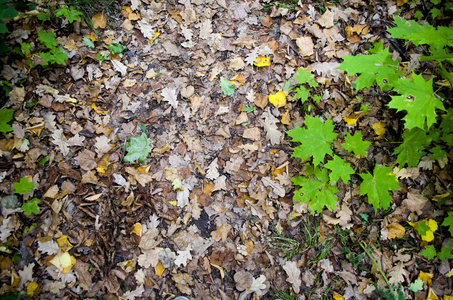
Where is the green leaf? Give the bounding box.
[359,164,400,212]
[416,220,430,236]
[83,36,95,48]
[430,8,441,19]
[324,155,355,184]
[420,245,437,260]
[388,73,445,130]
[0,108,14,133]
[0,5,18,19]
[294,86,310,103]
[20,43,31,55]
[220,77,235,96]
[38,156,49,167]
[393,127,435,168]
[13,177,35,194]
[287,116,338,166]
[442,212,453,236]
[21,198,40,215]
[341,132,371,156]
[124,132,152,163]
[292,167,339,214]
[54,6,82,23]
[388,16,453,50]
[338,41,402,90]
[408,279,424,292]
[294,68,312,84]
[38,30,58,49]
[109,43,126,54]
[243,105,255,113]
[430,145,446,160]
[50,48,68,65]
[438,246,453,261]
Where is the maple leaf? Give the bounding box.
[292,167,339,214]
[287,116,337,166]
[393,127,435,167]
[341,132,370,156]
[338,41,402,90]
[38,30,57,48]
[220,77,235,96]
[388,73,446,130]
[359,164,400,212]
[324,155,354,184]
[21,198,40,215]
[14,177,35,194]
[124,132,153,164]
[442,212,453,236]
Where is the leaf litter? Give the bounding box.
[0,0,452,299]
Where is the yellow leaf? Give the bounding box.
[387,222,406,239]
[269,91,286,108]
[132,223,142,236]
[172,178,183,191]
[96,154,110,174]
[281,111,290,125]
[253,55,270,67]
[150,31,160,43]
[169,201,177,206]
[418,270,433,285]
[57,235,72,251]
[372,122,386,136]
[155,261,165,277]
[27,282,39,295]
[444,296,453,300]
[397,0,409,6]
[343,115,357,125]
[91,103,109,114]
[427,287,438,300]
[92,12,107,29]
[410,219,438,242]
[333,291,343,300]
[50,251,76,273]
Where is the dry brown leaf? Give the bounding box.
[92,13,107,29]
[387,223,406,239]
[283,261,301,293]
[210,223,232,242]
[388,262,407,285]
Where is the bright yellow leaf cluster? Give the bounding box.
[253,56,270,67]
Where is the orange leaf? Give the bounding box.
[387,222,406,239]
[281,111,290,125]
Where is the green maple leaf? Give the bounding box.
[393,127,435,168]
[438,246,453,261]
[109,43,126,54]
[294,86,310,103]
[388,16,453,51]
[388,73,446,130]
[21,198,40,215]
[440,108,453,135]
[294,68,312,84]
[54,6,83,23]
[292,167,339,214]
[324,155,355,184]
[50,48,68,65]
[220,77,235,96]
[341,132,370,156]
[13,177,35,194]
[430,146,446,160]
[124,132,153,163]
[408,279,424,292]
[338,41,402,90]
[287,116,337,166]
[442,212,453,236]
[38,30,58,49]
[420,245,437,260]
[0,108,14,133]
[416,220,430,236]
[359,164,400,212]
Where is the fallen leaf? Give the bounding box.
[387,223,406,239]
[253,56,270,67]
[372,122,386,136]
[283,261,301,293]
[92,13,107,29]
[269,91,286,108]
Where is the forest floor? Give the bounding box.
[0,0,452,299]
